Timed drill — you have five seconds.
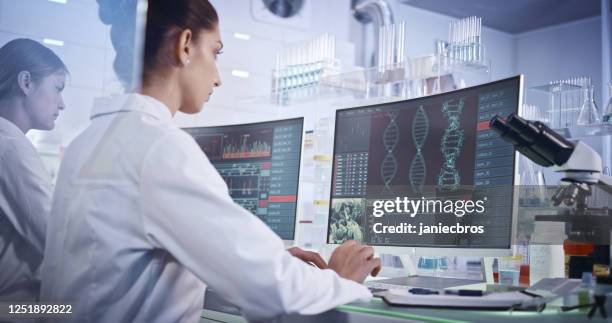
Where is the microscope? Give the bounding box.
[491,114,612,318]
[491,113,612,264]
[490,113,612,211]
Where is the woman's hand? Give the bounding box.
[287,247,328,269]
[328,241,381,283]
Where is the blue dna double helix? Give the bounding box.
[381,111,399,193]
[409,106,429,194]
[437,98,465,191]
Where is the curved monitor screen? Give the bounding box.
[184,118,303,240]
[328,76,522,249]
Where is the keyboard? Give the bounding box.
[366,276,481,293]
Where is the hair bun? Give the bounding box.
[97,0,136,26]
[97,0,138,88]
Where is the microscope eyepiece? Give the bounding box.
[490,113,575,167]
[506,114,541,143]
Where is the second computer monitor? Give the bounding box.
[184,118,304,241]
[328,76,523,253]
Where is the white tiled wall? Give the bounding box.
[0,0,108,48]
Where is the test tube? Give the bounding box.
[378,26,382,68]
[450,21,455,59]
[390,24,396,66]
[453,18,457,59]
[398,21,405,64]
[388,25,391,67]
[331,34,336,65]
[464,17,469,61]
[454,20,459,60]
[274,53,280,95]
[459,18,464,61]
[385,26,393,70]
[471,16,476,61]
[447,21,452,56]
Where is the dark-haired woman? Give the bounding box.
[0,38,67,301]
[41,1,379,322]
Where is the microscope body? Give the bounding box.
[490,113,612,209]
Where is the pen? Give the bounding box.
[444,289,485,296]
[409,288,439,295]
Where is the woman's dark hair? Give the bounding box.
[0,38,68,100]
[98,0,219,87]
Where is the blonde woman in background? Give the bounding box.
[0,38,67,301]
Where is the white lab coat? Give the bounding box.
[0,117,51,301]
[40,94,371,323]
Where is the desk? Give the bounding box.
[200,290,609,323]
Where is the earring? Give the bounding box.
[185,58,191,66]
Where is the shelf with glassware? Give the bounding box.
[262,16,490,106]
[267,54,491,106]
[524,80,612,139]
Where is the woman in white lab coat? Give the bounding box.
[0,38,67,301]
[41,1,380,322]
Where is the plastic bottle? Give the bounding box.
[577,272,594,312]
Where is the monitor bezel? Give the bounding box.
[182,117,305,244]
[324,75,524,257]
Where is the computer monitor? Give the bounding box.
[326,76,523,258]
[183,118,304,243]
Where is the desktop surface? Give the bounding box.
[202,291,603,323]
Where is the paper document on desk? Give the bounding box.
[383,289,535,310]
[526,278,580,299]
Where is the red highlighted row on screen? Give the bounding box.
[258,195,297,207]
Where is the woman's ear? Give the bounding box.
[175,29,193,67]
[17,71,33,95]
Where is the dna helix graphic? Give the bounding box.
[437,98,465,191]
[409,106,429,194]
[380,111,399,193]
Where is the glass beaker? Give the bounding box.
[603,83,612,124]
[577,85,601,125]
[417,256,449,277]
[498,256,522,286]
